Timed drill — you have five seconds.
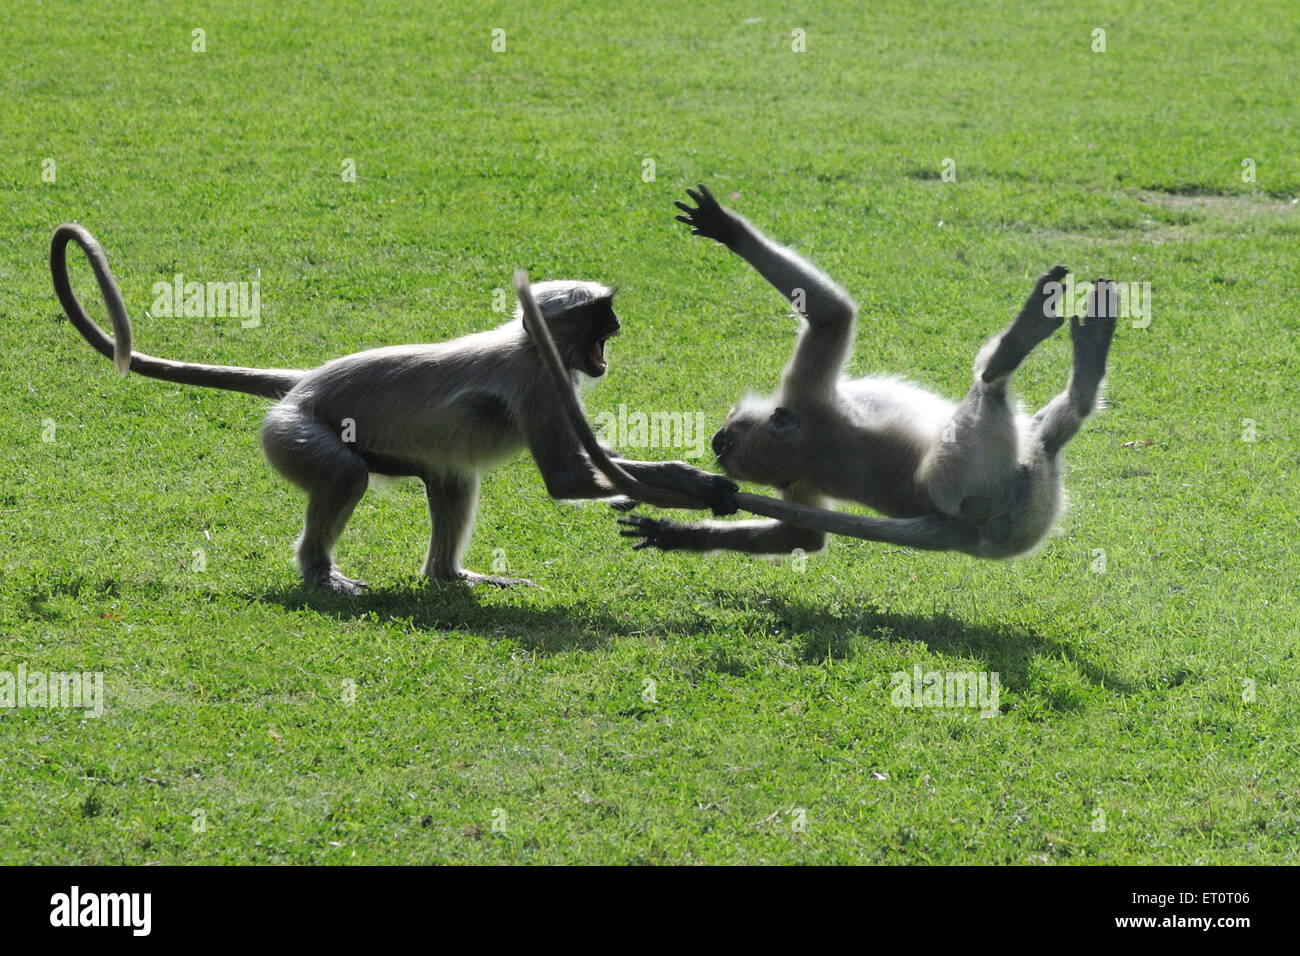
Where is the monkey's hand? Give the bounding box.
[614,459,739,515]
[618,514,695,552]
[675,183,743,248]
[692,471,739,516]
[608,478,736,515]
[703,476,741,516]
[662,462,739,516]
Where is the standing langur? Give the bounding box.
[618,186,1117,559]
[51,223,736,592]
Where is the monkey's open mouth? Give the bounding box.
[589,330,619,373]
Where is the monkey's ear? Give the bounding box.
[770,406,798,436]
[519,299,546,337]
[521,310,561,347]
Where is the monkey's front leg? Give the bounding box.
[610,458,739,515]
[422,471,536,588]
[618,514,824,556]
[676,183,854,321]
[534,441,736,514]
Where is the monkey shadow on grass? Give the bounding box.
[709,590,1136,698]
[259,583,1133,697]
[260,582,636,655]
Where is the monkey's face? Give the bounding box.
[553,297,621,378]
[712,399,802,488]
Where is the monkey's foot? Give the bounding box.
[983,264,1069,383]
[1069,281,1118,410]
[307,567,367,596]
[439,571,537,588]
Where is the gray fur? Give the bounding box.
[621,186,1117,561]
[53,226,733,591]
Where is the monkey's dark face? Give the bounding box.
[554,297,621,378]
[712,399,802,488]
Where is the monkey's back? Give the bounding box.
[280,328,535,475]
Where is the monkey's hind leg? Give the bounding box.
[1032,279,1118,456]
[918,375,1021,528]
[421,471,534,588]
[262,406,370,594]
[977,264,1068,385]
[919,266,1072,525]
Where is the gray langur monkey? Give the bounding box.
[618,185,1117,560]
[51,223,737,593]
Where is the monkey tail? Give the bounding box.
[51,223,304,400]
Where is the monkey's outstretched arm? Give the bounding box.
[514,270,738,515]
[620,508,980,556]
[676,185,855,325]
[51,223,303,399]
[675,185,856,401]
[619,514,823,555]
[529,439,740,515]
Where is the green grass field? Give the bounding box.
[2,1,1297,864]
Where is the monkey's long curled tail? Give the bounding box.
[51,223,304,399]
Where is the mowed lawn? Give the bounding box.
[1,1,1296,864]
